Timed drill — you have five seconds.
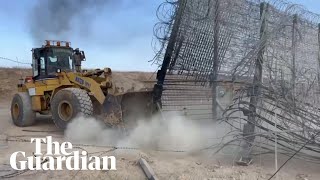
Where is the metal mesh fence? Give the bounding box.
[153,0,320,161]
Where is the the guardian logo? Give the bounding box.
[10,136,117,171]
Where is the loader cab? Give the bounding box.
[32,40,75,80]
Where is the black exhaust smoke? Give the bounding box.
[29,0,118,45]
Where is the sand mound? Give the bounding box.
[0,68,155,102]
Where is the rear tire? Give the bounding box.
[51,88,93,129]
[11,93,36,127]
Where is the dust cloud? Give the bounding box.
[64,113,227,152]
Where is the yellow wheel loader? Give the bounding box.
[11,40,154,129]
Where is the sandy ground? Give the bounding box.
[1,101,320,180]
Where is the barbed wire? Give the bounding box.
[0,56,82,71]
[0,56,31,65]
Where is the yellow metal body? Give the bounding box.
[18,70,112,112]
[14,40,154,126]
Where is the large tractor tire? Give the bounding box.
[51,88,93,129]
[11,93,36,127]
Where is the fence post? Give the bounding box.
[153,0,187,109]
[292,14,298,102]
[212,0,221,120]
[237,2,269,165]
[318,23,320,96]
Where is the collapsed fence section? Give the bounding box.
[153,0,320,163]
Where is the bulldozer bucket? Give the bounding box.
[98,90,154,128]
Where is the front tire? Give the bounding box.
[51,88,93,129]
[11,93,36,127]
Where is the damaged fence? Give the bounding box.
[153,0,320,163]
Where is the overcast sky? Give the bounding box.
[0,0,319,71]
